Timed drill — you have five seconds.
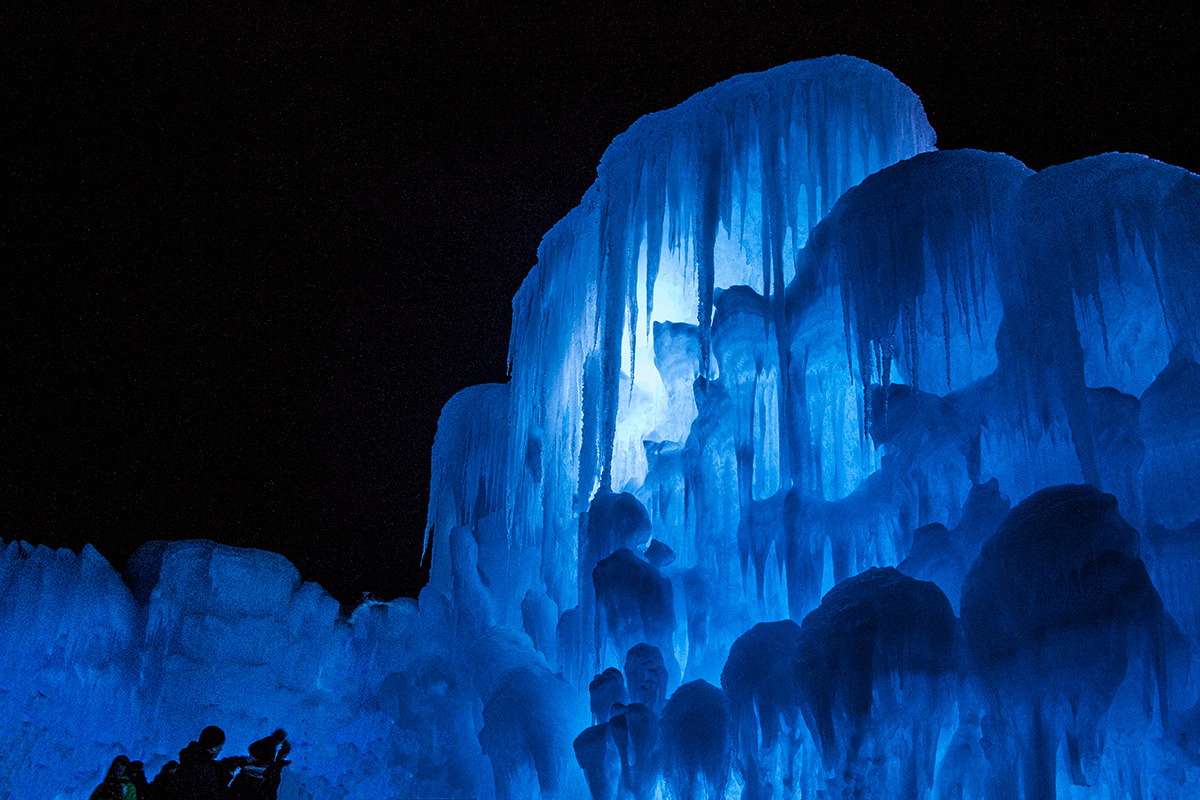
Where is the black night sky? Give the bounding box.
[7,5,1198,607]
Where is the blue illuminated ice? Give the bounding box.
[3,55,1200,798]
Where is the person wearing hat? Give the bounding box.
[228,729,291,800]
[173,725,250,800]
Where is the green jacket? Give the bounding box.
[89,776,136,800]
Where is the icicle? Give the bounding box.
[1158,171,1200,351]
[801,149,1030,419]
[696,132,722,380]
[643,160,665,339]
[999,153,1197,486]
[424,384,510,570]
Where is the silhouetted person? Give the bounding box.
[90,755,136,800]
[228,729,291,800]
[128,761,149,799]
[174,726,248,800]
[148,761,178,800]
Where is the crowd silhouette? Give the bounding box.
[90,726,291,800]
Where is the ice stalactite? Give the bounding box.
[480,665,587,800]
[376,650,482,798]
[1158,173,1200,352]
[424,384,513,594]
[961,485,1176,800]
[505,56,935,618]
[804,150,1030,406]
[776,151,1029,612]
[720,620,803,800]
[795,567,960,800]
[574,722,621,800]
[593,548,676,679]
[996,154,1197,493]
[1140,346,1200,706]
[570,490,653,679]
[660,680,733,800]
[896,477,1011,612]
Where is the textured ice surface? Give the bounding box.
[6,55,1200,798]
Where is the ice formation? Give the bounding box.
[4,55,1199,799]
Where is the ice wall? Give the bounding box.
[0,539,486,799]
[4,56,1200,799]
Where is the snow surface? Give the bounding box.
[5,55,1200,799]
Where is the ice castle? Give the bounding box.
[3,56,1199,799]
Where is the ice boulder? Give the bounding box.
[961,484,1174,797]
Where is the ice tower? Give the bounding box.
[421,55,1200,799]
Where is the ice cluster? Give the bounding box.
[4,56,1199,799]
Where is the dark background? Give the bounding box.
[6,4,1198,607]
